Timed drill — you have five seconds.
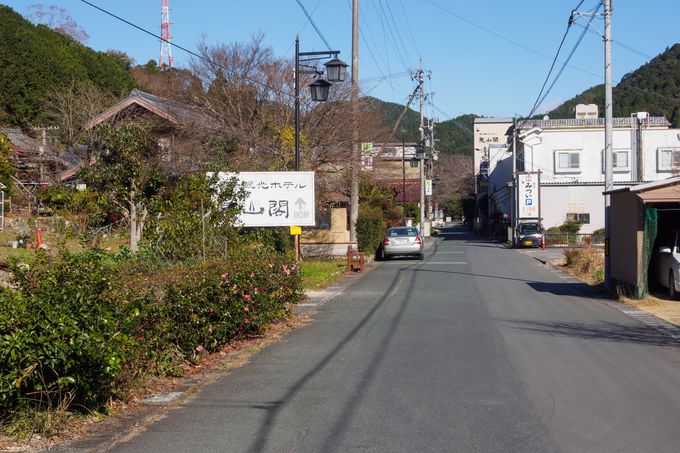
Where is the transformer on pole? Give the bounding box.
[159,0,173,68]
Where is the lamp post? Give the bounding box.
[294,36,348,172]
[293,37,347,261]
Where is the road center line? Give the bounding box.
[419,261,468,265]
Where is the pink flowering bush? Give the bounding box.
[108,252,301,365]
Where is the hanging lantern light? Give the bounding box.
[308,79,332,102]
[324,58,349,82]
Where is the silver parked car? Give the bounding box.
[654,230,680,299]
[382,227,424,260]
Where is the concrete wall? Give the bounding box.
[518,124,680,233]
[473,119,512,182]
[525,126,680,184]
[301,208,351,257]
[539,185,606,233]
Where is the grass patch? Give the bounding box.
[299,259,346,290]
[562,247,605,285]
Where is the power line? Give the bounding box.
[79,0,294,98]
[373,0,411,71]
[524,2,581,119]
[399,0,421,58]
[525,1,602,120]
[424,0,601,80]
[383,0,416,64]
[294,0,332,51]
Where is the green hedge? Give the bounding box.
[0,250,301,416]
[356,208,386,255]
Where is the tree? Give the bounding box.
[81,121,164,253]
[27,4,89,42]
[46,79,114,147]
[0,6,135,126]
[0,132,14,194]
[433,153,473,212]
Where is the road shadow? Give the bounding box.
[246,253,420,452]
[436,225,505,248]
[500,318,680,347]
[527,281,603,298]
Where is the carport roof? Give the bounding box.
[604,176,680,203]
[605,176,680,194]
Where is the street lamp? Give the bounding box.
[308,79,332,102]
[324,58,349,83]
[294,36,348,171]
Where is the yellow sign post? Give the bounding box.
[290,226,302,265]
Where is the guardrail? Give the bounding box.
[543,233,604,248]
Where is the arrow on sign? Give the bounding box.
[295,197,306,209]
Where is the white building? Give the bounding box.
[472,118,512,230]
[488,105,680,234]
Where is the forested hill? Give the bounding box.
[0,5,136,126]
[547,43,680,125]
[364,96,477,155]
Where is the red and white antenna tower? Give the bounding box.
[159,0,173,68]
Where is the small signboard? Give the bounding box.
[425,179,433,196]
[213,171,315,227]
[361,142,374,170]
[289,225,302,235]
[517,172,540,219]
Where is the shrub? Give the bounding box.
[562,247,604,281]
[559,220,583,234]
[1,252,134,413]
[356,208,386,255]
[0,248,302,420]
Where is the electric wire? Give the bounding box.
[524,0,586,120]
[424,0,601,80]
[294,0,332,51]
[350,0,405,100]
[79,0,294,98]
[374,0,411,72]
[383,0,416,64]
[525,1,603,121]
[399,0,421,58]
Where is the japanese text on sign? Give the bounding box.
[212,171,315,227]
[517,172,540,219]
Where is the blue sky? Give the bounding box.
[3,1,679,120]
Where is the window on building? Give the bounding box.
[566,213,590,224]
[657,148,680,172]
[555,150,581,173]
[601,149,630,172]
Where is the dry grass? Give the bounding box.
[562,247,605,285]
[621,295,680,327]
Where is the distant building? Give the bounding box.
[472,118,513,231]
[487,104,680,234]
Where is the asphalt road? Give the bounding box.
[104,224,680,452]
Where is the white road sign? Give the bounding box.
[214,171,316,227]
[425,179,433,196]
[517,172,540,219]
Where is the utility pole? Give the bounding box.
[511,116,517,246]
[604,0,613,287]
[417,62,426,235]
[349,0,359,249]
[429,114,436,221]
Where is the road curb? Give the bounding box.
[534,255,680,339]
[295,262,377,316]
